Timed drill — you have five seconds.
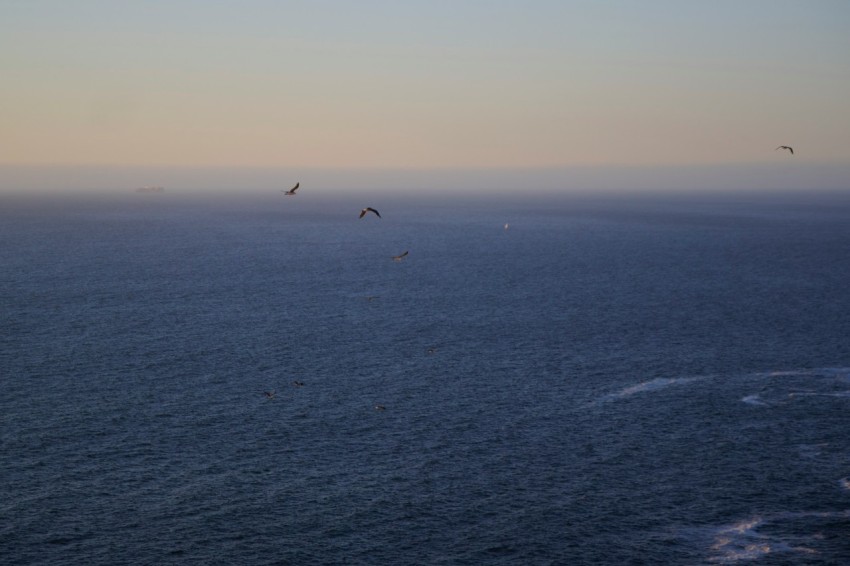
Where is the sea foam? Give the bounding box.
[599,376,703,403]
[707,510,850,563]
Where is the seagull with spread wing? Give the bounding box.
[359,207,381,219]
[776,146,794,155]
[283,182,300,195]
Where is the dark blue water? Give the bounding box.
[3,190,850,564]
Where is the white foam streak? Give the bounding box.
[707,510,850,563]
[741,394,768,406]
[601,377,702,402]
[709,517,773,563]
[592,367,850,407]
[758,367,850,380]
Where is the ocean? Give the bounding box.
[2,189,850,564]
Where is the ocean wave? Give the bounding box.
[739,367,850,407]
[757,367,850,380]
[740,394,769,407]
[597,376,704,403]
[594,367,850,409]
[706,510,850,563]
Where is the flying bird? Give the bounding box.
[359,207,381,219]
[776,146,794,155]
[374,404,386,411]
[392,251,409,262]
[292,380,304,387]
[263,391,276,399]
[283,182,300,195]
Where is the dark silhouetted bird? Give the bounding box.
[283,182,300,195]
[392,251,409,262]
[359,207,381,219]
[776,146,794,155]
[263,391,275,399]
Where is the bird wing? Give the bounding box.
[359,209,367,218]
[291,182,299,192]
[368,208,381,218]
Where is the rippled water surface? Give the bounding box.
[2,190,850,564]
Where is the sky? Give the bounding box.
[2,0,850,192]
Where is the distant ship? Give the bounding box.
[135,186,165,193]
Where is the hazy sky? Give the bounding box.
[2,1,850,190]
